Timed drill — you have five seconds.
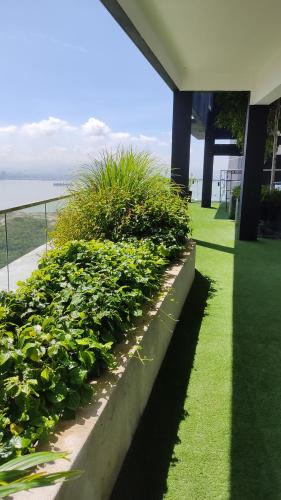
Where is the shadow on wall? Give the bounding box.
[231,237,281,499]
[110,271,214,500]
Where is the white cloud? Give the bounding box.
[21,116,76,136]
[81,117,110,136]
[138,134,157,143]
[109,132,131,141]
[0,145,13,155]
[0,125,18,134]
[0,115,172,174]
[47,146,68,153]
[131,134,157,143]
[0,115,232,178]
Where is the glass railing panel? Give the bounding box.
[190,179,201,201]
[212,180,221,201]
[0,214,8,290]
[0,214,6,270]
[189,179,221,202]
[0,195,70,291]
[5,204,47,264]
[46,197,68,249]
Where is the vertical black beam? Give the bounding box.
[201,111,215,207]
[171,90,193,192]
[238,104,268,240]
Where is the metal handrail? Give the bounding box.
[0,194,71,215]
[0,194,71,291]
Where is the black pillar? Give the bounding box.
[201,110,215,207]
[238,104,268,241]
[171,90,193,192]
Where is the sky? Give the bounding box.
[0,0,228,178]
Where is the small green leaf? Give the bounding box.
[0,470,82,497]
[0,469,29,482]
[40,367,53,382]
[9,436,31,450]
[133,309,143,317]
[65,391,80,411]
[70,367,87,386]
[0,451,69,471]
[78,350,95,369]
[0,352,11,366]
[10,423,23,435]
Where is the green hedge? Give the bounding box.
[260,185,281,208]
[232,185,241,200]
[0,239,167,459]
[0,150,190,460]
[53,150,190,256]
[232,184,281,210]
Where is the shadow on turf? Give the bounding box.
[196,239,235,255]
[231,238,281,499]
[110,270,214,500]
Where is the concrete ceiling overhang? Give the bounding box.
[101,0,281,105]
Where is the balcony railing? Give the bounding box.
[190,178,221,202]
[0,195,70,291]
[0,184,222,292]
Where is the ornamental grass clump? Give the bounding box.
[53,150,190,257]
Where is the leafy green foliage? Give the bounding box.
[53,150,190,256]
[260,186,281,221]
[214,92,248,152]
[232,184,281,207]
[0,149,190,461]
[214,92,280,157]
[0,239,166,458]
[260,186,281,207]
[232,185,241,200]
[0,451,81,498]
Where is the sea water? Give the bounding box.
[0,180,68,211]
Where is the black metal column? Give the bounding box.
[201,111,215,207]
[171,90,193,192]
[238,104,268,240]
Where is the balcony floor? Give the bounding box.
[110,203,281,500]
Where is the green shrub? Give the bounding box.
[232,185,241,199]
[0,149,190,460]
[231,184,281,208]
[260,185,281,207]
[0,239,166,459]
[53,150,190,256]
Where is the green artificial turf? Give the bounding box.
[164,203,235,500]
[110,203,281,500]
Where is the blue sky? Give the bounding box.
[0,0,227,176]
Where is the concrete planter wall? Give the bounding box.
[15,241,196,500]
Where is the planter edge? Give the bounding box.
[14,241,196,500]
